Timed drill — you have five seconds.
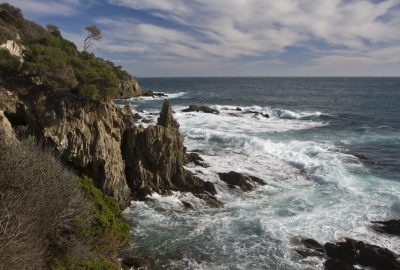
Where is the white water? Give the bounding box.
[124,104,400,269]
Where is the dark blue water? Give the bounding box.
[124,77,400,270]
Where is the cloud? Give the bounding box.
[5,0,85,16]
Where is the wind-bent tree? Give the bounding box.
[83,25,101,52]
[46,24,61,36]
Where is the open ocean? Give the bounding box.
[122,77,400,269]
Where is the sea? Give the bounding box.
[121,77,400,270]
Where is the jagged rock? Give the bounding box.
[186,152,209,168]
[157,100,179,129]
[218,171,266,192]
[296,237,400,270]
[235,107,242,111]
[371,219,400,236]
[122,101,222,207]
[119,78,143,98]
[182,105,219,114]
[243,110,269,118]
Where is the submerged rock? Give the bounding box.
[371,219,400,236]
[182,105,219,114]
[218,171,266,192]
[296,237,400,270]
[142,90,167,97]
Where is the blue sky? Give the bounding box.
[4,0,400,77]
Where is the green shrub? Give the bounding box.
[78,176,130,252]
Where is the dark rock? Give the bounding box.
[182,105,219,114]
[228,113,240,117]
[182,201,194,210]
[235,107,242,111]
[263,113,270,118]
[371,219,400,236]
[218,171,266,192]
[142,90,166,97]
[122,255,152,269]
[324,259,356,270]
[186,152,209,168]
[295,238,324,258]
[243,110,269,118]
[301,238,324,253]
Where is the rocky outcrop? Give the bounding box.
[371,219,400,236]
[122,101,222,207]
[119,78,143,98]
[218,171,266,191]
[1,89,223,207]
[182,105,219,114]
[296,237,400,270]
[186,152,209,168]
[1,89,131,206]
[0,39,24,61]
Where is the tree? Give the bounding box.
[46,24,61,36]
[84,25,101,52]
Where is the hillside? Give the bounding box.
[0,3,142,99]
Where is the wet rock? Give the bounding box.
[182,105,219,114]
[296,237,400,270]
[243,110,269,118]
[371,219,400,236]
[218,171,266,192]
[186,152,209,168]
[182,201,194,210]
[235,107,242,111]
[157,100,179,129]
[142,90,167,97]
[228,113,240,117]
[294,238,324,258]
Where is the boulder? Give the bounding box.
[218,171,266,192]
[119,78,143,98]
[371,219,400,236]
[182,105,219,114]
[295,237,400,270]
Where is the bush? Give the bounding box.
[0,139,86,269]
[0,139,130,270]
[78,176,130,253]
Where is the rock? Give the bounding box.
[122,101,222,207]
[157,100,179,129]
[296,237,400,270]
[1,89,132,206]
[235,107,242,111]
[122,255,152,269]
[0,110,18,145]
[142,90,167,97]
[371,219,400,236]
[182,105,219,114]
[243,110,269,118]
[218,171,266,192]
[186,152,209,168]
[294,238,324,258]
[228,113,240,117]
[182,201,194,210]
[119,78,143,98]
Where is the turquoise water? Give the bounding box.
[122,78,400,269]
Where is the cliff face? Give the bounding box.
[0,90,220,207]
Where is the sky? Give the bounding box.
[4,0,400,77]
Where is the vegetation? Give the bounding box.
[0,139,130,270]
[0,3,134,99]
